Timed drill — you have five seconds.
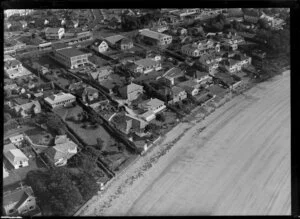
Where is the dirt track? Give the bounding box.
[80,71,290,216]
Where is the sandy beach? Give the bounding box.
[78,70,290,216]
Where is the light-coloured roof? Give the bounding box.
[4,143,17,153]
[14,100,41,113]
[139,29,171,40]
[6,149,29,162]
[9,134,24,143]
[134,58,159,68]
[141,98,164,110]
[163,67,183,79]
[44,92,75,105]
[119,82,143,95]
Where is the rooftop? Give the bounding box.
[56,47,89,58]
[134,58,159,67]
[105,35,126,45]
[139,29,171,40]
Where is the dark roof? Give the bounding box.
[171,86,185,96]
[3,186,34,207]
[56,48,87,58]
[93,39,106,47]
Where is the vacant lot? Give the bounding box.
[79,71,290,216]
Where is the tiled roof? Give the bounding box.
[45,140,77,161]
[44,92,75,104]
[5,149,29,163]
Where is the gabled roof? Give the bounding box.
[163,67,184,79]
[105,35,126,45]
[5,149,29,163]
[178,79,198,89]
[4,59,22,69]
[139,29,171,40]
[171,86,185,96]
[92,39,107,47]
[119,82,143,95]
[3,186,34,207]
[140,98,164,110]
[14,100,41,113]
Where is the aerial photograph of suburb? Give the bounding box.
[3,8,290,216]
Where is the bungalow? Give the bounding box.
[138,98,166,121]
[44,135,78,166]
[4,143,29,169]
[91,39,109,53]
[162,67,185,86]
[185,70,212,84]
[3,186,39,216]
[118,82,144,102]
[178,80,201,96]
[129,58,162,74]
[14,100,41,118]
[44,92,76,109]
[169,86,188,104]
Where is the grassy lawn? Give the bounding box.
[24,127,54,146]
[54,105,112,146]
[3,157,47,189]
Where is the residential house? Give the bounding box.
[243,9,261,24]
[178,80,201,96]
[168,86,187,104]
[45,27,65,40]
[177,27,188,35]
[20,20,27,29]
[220,59,242,73]
[44,92,76,109]
[53,47,92,69]
[181,40,219,58]
[3,165,9,178]
[138,98,166,121]
[198,52,222,75]
[128,58,162,74]
[91,39,109,53]
[3,186,39,216]
[214,72,242,90]
[4,143,29,169]
[186,70,212,84]
[9,134,24,145]
[14,100,41,118]
[105,34,125,46]
[90,66,113,82]
[82,86,99,104]
[139,29,172,46]
[161,67,185,86]
[118,38,134,50]
[44,135,78,166]
[118,82,144,102]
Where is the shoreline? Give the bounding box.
[77,69,290,216]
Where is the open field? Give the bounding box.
[78,71,290,216]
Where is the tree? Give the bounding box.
[258,18,270,30]
[72,173,98,201]
[96,138,104,150]
[156,113,165,122]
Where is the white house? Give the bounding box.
[9,134,24,145]
[138,98,166,122]
[91,39,109,53]
[44,92,76,109]
[4,144,29,169]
